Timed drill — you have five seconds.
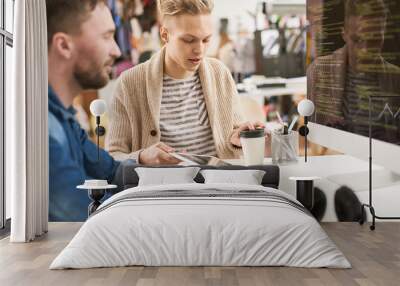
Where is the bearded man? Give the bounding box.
[47,0,123,221]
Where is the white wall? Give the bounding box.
[309,123,400,175]
[212,0,306,33]
[212,0,259,36]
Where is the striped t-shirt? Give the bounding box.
[159,73,217,156]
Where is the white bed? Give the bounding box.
[50,183,351,269]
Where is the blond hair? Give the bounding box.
[157,0,214,20]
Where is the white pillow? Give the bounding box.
[200,169,266,185]
[135,167,201,186]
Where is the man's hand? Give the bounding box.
[230,121,266,147]
[139,142,181,165]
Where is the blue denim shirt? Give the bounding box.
[48,87,120,222]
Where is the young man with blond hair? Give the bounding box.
[107,0,264,165]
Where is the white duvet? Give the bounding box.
[50,183,351,269]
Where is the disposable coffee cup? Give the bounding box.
[240,128,265,166]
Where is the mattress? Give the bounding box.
[50,183,351,269]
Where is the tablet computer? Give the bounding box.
[171,153,232,166]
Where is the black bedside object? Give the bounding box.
[88,189,106,216]
[289,177,320,212]
[335,186,366,222]
[77,184,117,217]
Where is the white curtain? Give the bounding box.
[9,0,48,242]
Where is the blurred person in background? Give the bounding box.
[216,18,236,73]
[234,25,256,81]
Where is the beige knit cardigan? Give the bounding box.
[106,47,244,162]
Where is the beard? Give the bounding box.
[73,59,113,90]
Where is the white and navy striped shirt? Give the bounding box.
[160,73,217,156]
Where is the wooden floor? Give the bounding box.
[0,222,399,286]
